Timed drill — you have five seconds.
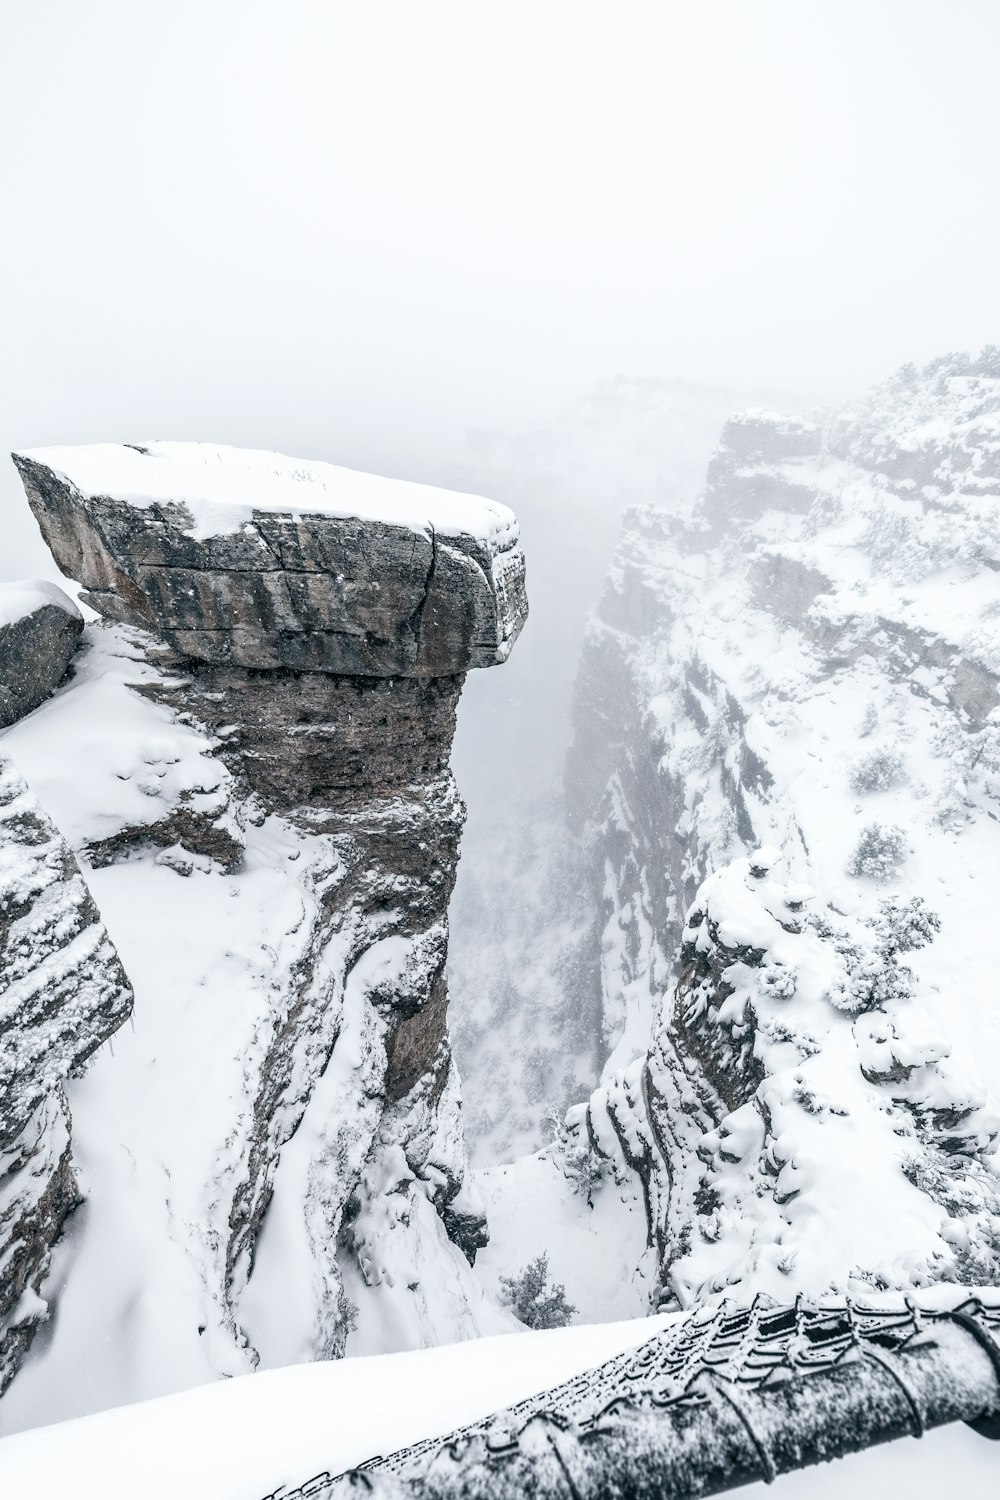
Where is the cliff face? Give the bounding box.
[1,444,526,1423]
[564,353,1000,1307]
[0,585,133,1392]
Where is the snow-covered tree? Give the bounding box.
[846,822,908,881]
[850,747,905,794]
[499,1253,576,1329]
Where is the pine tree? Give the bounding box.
[499,1253,576,1329]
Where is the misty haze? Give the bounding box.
[1,5,999,1499]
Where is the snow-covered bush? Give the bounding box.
[546,1107,607,1205]
[760,962,797,1000]
[827,940,909,1013]
[499,1253,576,1329]
[849,747,906,794]
[873,894,941,956]
[846,822,908,881]
[819,895,940,1013]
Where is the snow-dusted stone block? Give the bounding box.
[0,749,133,1389]
[0,580,82,730]
[13,444,528,678]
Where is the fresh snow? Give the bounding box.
[17,442,519,547]
[0,579,80,628]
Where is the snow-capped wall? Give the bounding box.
[0,446,526,1425]
[564,351,1000,1308]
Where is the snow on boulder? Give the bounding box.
[12,444,528,677]
[0,580,82,730]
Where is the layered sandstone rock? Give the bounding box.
[0,752,133,1391]
[8,443,527,1391]
[13,443,525,676]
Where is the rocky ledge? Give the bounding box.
[6,443,527,1390]
[13,443,526,676]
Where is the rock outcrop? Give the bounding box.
[563,351,1000,1307]
[13,443,525,676]
[0,749,132,1392]
[0,581,82,730]
[5,442,527,1407]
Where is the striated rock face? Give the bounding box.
[5,443,526,1410]
[0,581,82,730]
[14,443,525,676]
[564,352,1000,1308]
[0,751,132,1391]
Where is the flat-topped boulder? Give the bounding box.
[13,443,528,677]
[0,581,82,730]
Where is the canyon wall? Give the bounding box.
[564,353,1000,1307]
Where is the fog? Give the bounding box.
[2,6,1000,1437]
[3,1,1000,573]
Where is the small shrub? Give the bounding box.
[874,895,941,956]
[859,704,879,738]
[821,894,940,1013]
[828,943,911,1013]
[760,963,797,1000]
[846,822,908,881]
[499,1253,576,1329]
[545,1108,606,1205]
[849,748,906,794]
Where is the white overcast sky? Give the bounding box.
[3,0,1000,572]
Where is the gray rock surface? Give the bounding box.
[13,445,527,677]
[0,581,82,730]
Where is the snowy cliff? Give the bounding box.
[0,444,527,1425]
[556,352,1000,1309]
[0,582,133,1392]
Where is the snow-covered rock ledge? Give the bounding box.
[12,443,527,676]
[0,443,528,1417]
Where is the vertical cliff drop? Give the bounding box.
[553,354,1000,1311]
[4,443,526,1417]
